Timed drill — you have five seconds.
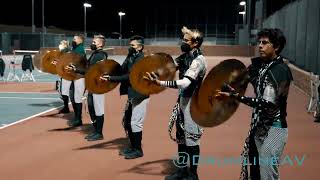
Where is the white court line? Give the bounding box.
[0,97,59,100]
[0,92,58,94]
[0,105,63,130]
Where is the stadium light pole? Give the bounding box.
[32,0,35,33]
[239,1,246,26]
[42,0,45,47]
[83,3,92,37]
[118,11,126,46]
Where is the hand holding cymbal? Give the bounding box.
[51,59,58,65]
[130,53,176,95]
[143,72,160,85]
[65,63,76,71]
[85,60,121,94]
[100,74,110,81]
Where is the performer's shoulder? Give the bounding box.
[270,62,293,81]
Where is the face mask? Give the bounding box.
[180,42,191,52]
[128,47,136,55]
[90,44,97,51]
[58,45,65,51]
[71,41,77,48]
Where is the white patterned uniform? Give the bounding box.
[181,55,207,146]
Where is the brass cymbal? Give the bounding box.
[32,48,58,71]
[41,50,63,74]
[190,59,249,127]
[130,53,176,95]
[85,59,121,94]
[56,52,87,81]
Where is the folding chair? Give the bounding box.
[20,54,35,82]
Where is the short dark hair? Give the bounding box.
[94,34,106,46]
[257,28,286,55]
[129,35,144,45]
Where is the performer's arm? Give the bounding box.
[105,57,129,82]
[66,64,86,75]
[158,77,192,89]
[75,69,86,75]
[231,84,276,109]
[159,58,202,88]
[109,74,129,82]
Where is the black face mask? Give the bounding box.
[128,47,136,55]
[180,42,191,52]
[90,44,97,51]
[71,41,77,48]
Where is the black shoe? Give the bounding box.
[59,107,70,114]
[314,117,320,123]
[124,149,143,159]
[165,168,188,180]
[182,172,199,180]
[67,119,75,126]
[87,133,104,141]
[119,147,134,156]
[68,120,82,127]
[84,132,96,139]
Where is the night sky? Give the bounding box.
[0,0,246,37]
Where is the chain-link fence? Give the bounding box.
[0,24,249,54]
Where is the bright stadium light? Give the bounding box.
[240,1,246,6]
[239,1,246,25]
[118,11,126,46]
[84,3,92,8]
[83,3,92,37]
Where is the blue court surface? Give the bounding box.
[0,56,126,129]
[0,92,63,129]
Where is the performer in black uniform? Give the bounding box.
[101,35,149,159]
[67,35,108,141]
[68,34,87,127]
[218,28,292,180]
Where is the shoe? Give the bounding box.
[68,103,83,127]
[67,119,75,126]
[84,132,96,139]
[87,133,104,141]
[119,147,134,156]
[124,149,143,159]
[68,120,82,127]
[165,168,188,180]
[59,107,70,114]
[314,116,320,123]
